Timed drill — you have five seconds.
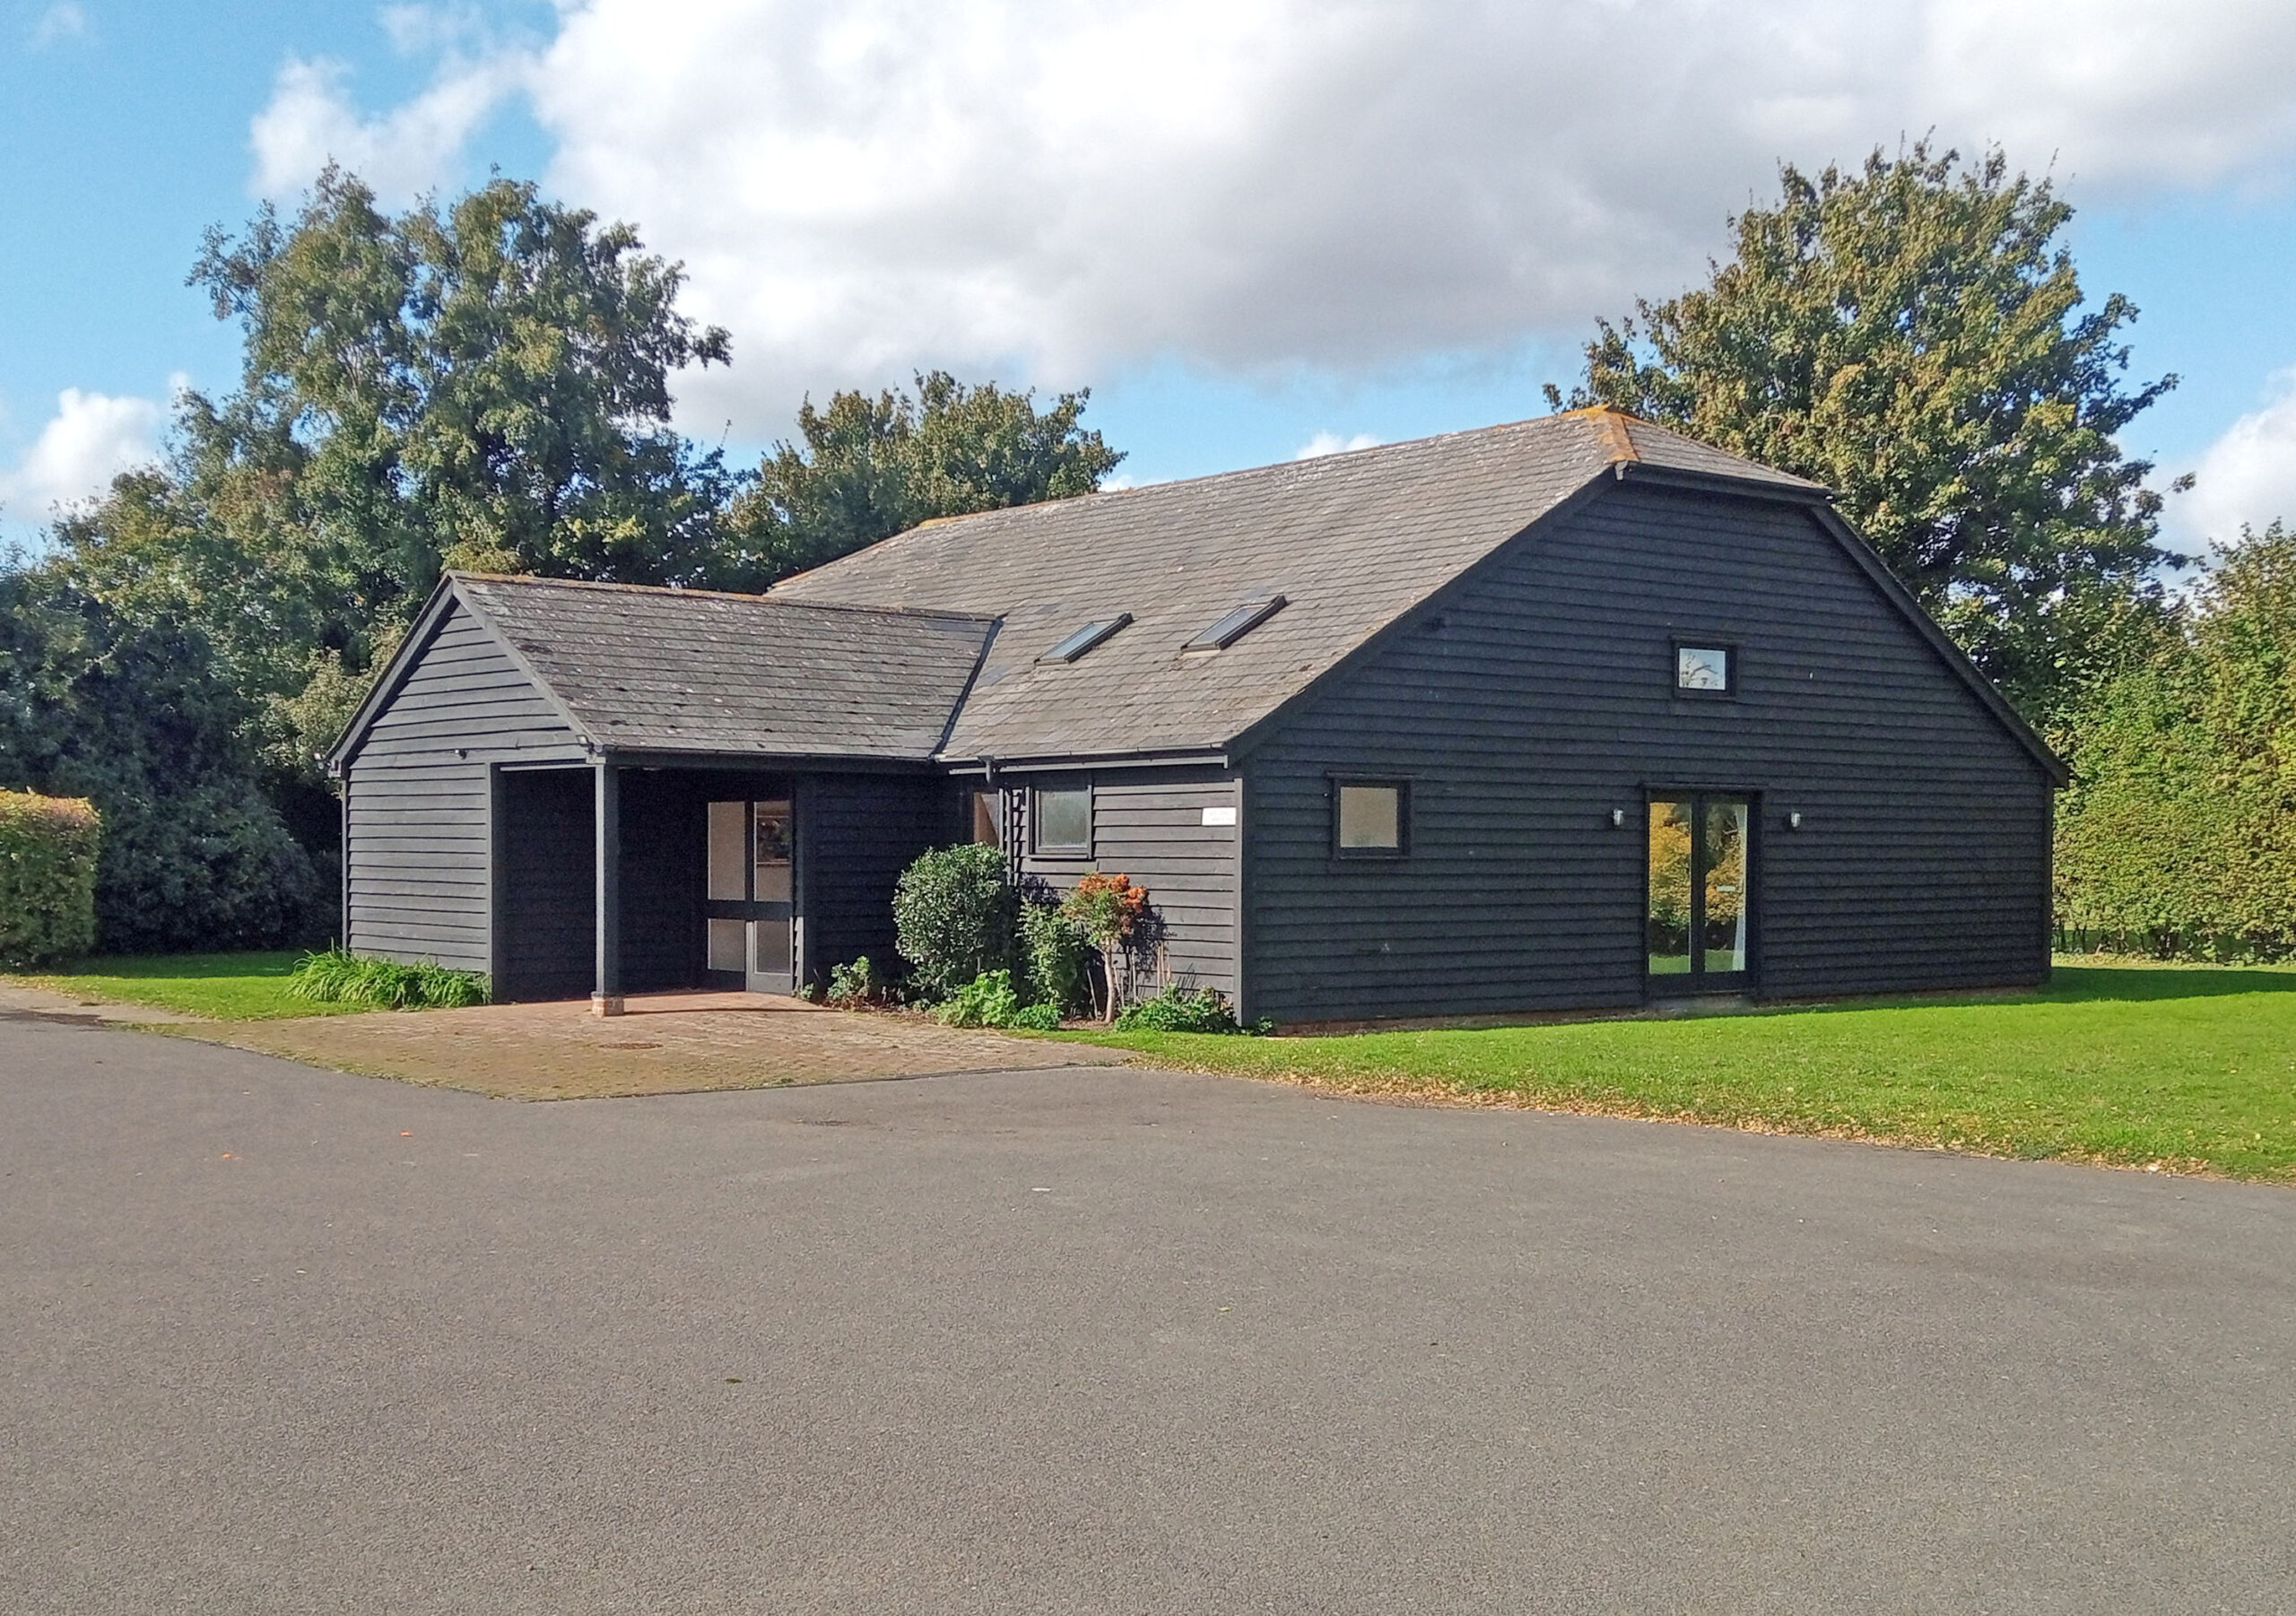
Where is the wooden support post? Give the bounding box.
[592,759,623,1017]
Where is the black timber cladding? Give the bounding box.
[1239,478,2055,1022]
[766,409,1845,766]
[341,597,586,971]
[1004,765,1241,1001]
[329,409,2061,1015]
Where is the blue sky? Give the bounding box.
[4,1,2293,552]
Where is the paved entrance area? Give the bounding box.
[163,991,1125,1099]
[4,1014,2293,1614]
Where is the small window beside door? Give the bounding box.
[1033,786,1091,856]
[1334,780,1406,856]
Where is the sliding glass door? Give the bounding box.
[1647,795,1752,989]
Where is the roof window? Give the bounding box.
[1183,595,1286,652]
[1040,613,1132,663]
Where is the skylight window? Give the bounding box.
[1183,595,1286,652]
[1039,613,1132,663]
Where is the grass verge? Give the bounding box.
[9,951,373,1021]
[1057,960,2296,1182]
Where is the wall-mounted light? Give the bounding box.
[1609,808,1627,830]
[1787,811,1804,830]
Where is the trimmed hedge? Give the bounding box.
[0,790,101,968]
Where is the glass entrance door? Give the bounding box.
[1647,795,1752,989]
[705,795,796,994]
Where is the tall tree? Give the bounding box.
[57,168,735,780]
[1550,143,2184,722]
[725,370,1124,584]
[0,569,324,951]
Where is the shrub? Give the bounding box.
[893,843,1018,1000]
[1058,872,1152,1021]
[826,954,894,1008]
[933,969,1051,1030]
[0,790,102,968]
[1018,900,1091,1016]
[286,947,489,1010]
[1112,985,1262,1035]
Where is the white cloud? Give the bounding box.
[1295,431,1382,459]
[255,0,2296,432]
[249,53,515,205]
[2176,369,2296,546]
[29,3,87,48]
[0,388,164,523]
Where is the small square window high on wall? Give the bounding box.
[1674,644,1734,695]
[1334,781,1406,856]
[971,790,1002,848]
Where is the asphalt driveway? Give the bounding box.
[4,1013,2292,1614]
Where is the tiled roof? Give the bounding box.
[451,574,996,761]
[768,408,1824,760]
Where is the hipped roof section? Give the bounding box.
[769,408,1827,760]
[339,574,999,765]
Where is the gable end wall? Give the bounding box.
[342,599,587,972]
[1240,479,2053,1022]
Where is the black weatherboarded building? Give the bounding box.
[327,408,2064,1023]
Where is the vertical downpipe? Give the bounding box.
[593,758,623,1017]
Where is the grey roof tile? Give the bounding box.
[451,575,995,761]
[769,409,1822,760]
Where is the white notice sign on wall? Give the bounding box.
[1201,804,1239,827]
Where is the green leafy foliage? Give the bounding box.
[724,370,1124,585]
[52,169,737,791]
[0,790,100,968]
[825,954,895,1008]
[1552,143,2182,725]
[934,969,1060,1030]
[1017,899,1092,1018]
[2056,521,2296,957]
[286,946,489,1009]
[0,571,325,951]
[1111,984,1260,1035]
[892,843,1019,1001]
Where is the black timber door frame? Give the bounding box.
[703,786,799,994]
[1645,788,1758,995]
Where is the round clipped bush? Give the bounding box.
[0,790,102,969]
[892,843,1019,1002]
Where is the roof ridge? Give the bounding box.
[451,571,995,625]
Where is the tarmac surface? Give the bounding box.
[4,1012,2292,1614]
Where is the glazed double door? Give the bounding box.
[706,797,795,993]
[1647,795,1752,989]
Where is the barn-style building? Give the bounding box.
[326,407,2063,1023]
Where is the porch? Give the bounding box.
[491,760,954,1012]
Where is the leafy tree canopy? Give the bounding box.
[726,370,1124,585]
[1550,143,2184,722]
[0,569,324,951]
[55,168,735,778]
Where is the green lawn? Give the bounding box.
[8,951,371,1021]
[1067,961,2296,1182]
